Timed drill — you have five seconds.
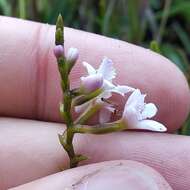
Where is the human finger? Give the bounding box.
[0,16,189,131]
[10,160,172,190]
[0,118,189,189]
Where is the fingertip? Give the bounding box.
[10,160,172,190]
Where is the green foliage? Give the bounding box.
[150,40,161,54]
[0,0,189,134]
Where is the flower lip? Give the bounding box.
[135,120,167,132]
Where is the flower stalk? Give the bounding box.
[74,122,126,134]
[55,14,79,168]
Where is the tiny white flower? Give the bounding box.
[82,57,135,98]
[121,89,167,132]
[76,57,135,123]
[66,47,79,63]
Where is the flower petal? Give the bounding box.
[141,103,158,119]
[124,89,141,114]
[81,74,103,93]
[126,89,142,106]
[82,62,96,75]
[125,89,146,119]
[99,90,112,99]
[106,106,115,113]
[99,107,112,124]
[122,104,139,127]
[132,119,167,132]
[99,80,115,99]
[97,57,116,81]
[103,80,115,90]
[112,85,135,96]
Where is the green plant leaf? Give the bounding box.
[0,0,11,15]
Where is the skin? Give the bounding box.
[0,16,189,189]
[10,160,172,190]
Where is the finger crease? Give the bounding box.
[33,24,52,120]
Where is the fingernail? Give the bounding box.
[72,162,172,190]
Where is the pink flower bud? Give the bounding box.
[53,45,64,58]
[81,74,103,93]
[66,47,79,63]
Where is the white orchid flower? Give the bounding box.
[76,57,135,123]
[82,57,134,97]
[121,89,167,132]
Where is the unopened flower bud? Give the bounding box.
[66,47,79,63]
[81,74,103,93]
[53,45,64,59]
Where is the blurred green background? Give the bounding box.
[0,0,189,134]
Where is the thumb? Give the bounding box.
[10,160,172,190]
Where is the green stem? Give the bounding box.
[74,121,126,134]
[60,59,76,167]
[59,129,77,168]
[55,15,77,168]
[65,129,76,168]
[19,0,26,19]
[58,58,73,126]
[73,88,103,106]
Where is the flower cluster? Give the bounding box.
[73,57,166,132]
[54,14,166,168]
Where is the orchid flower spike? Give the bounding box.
[76,57,135,123]
[121,89,167,132]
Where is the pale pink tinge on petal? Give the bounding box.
[99,107,112,124]
[75,101,90,113]
[81,74,103,93]
[126,89,142,106]
[106,106,115,113]
[53,45,64,58]
[123,105,139,127]
[99,90,112,99]
[125,89,146,119]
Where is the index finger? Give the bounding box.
[0,16,189,131]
